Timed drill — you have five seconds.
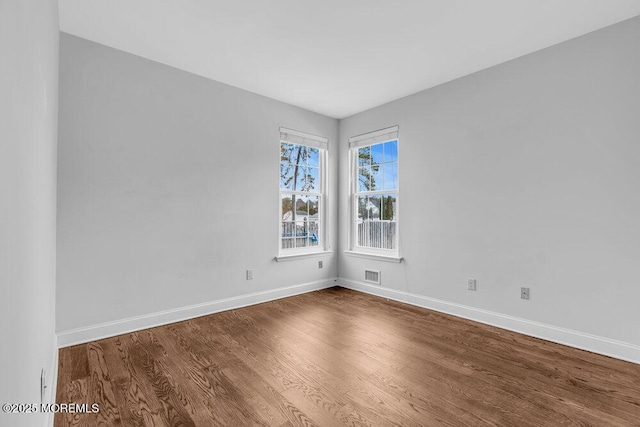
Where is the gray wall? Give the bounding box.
[339,16,640,346]
[57,16,640,354]
[0,0,59,426]
[57,34,338,332]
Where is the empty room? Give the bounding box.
[2,1,640,426]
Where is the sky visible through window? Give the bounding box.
[280,143,322,250]
[358,140,398,192]
[356,139,398,250]
[280,143,319,193]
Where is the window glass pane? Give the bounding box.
[295,221,309,247]
[308,221,319,246]
[357,195,368,220]
[308,147,319,167]
[384,140,398,163]
[308,195,319,217]
[382,162,398,190]
[294,194,309,215]
[281,143,295,162]
[280,143,295,189]
[358,147,371,167]
[368,195,381,220]
[357,216,365,247]
[356,194,396,250]
[370,163,382,191]
[290,144,304,163]
[306,166,319,193]
[282,221,295,241]
[302,146,312,165]
[280,159,294,190]
[282,222,295,235]
[282,237,295,249]
[281,195,293,220]
[382,194,397,221]
[358,166,371,192]
[371,143,384,165]
[294,164,307,191]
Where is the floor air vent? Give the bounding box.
[364,269,381,285]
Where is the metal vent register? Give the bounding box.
[364,269,381,285]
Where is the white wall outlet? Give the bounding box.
[246,269,253,280]
[318,260,323,269]
[41,368,47,404]
[467,278,476,291]
[521,287,530,300]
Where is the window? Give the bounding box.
[279,128,327,255]
[349,126,399,258]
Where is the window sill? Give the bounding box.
[344,251,403,263]
[275,250,333,262]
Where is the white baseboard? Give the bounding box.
[339,279,640,365]
[56,277,640,364]
[57,278,338,348]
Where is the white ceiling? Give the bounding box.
[59,1,640,119]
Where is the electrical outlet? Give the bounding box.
[467,278,476,291]
[246,269,253,280]
[41,368,47,404]
[318,260,323,269]
[521,287,530,300]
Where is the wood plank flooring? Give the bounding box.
[55,287,640,426]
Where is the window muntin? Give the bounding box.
[350,127,399,255]
[279,129,327,253]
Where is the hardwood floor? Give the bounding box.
[55,287,640,426]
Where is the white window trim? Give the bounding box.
[343,250,403,263]
[348,126,401,259]
[278,127,329,259]
[348,125,399,147]
[281,127,328,149]
[275,250,333,262]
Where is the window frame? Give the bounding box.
[348,126,400,259]
[278,127,328,258]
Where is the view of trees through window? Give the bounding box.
[280,142,322,250]
[356,139,398,250]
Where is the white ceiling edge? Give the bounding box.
[59,1,640,119]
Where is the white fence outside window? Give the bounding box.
[356,220,396,250]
